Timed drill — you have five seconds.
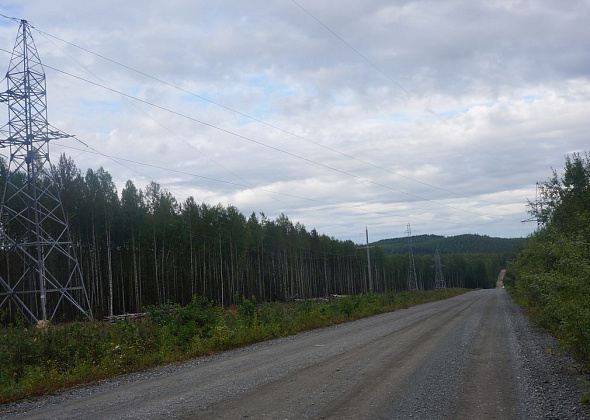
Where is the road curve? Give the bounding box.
[2,289,589,419]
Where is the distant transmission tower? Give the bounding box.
[522,182,544,229]
[0,19,92,323]
[433,248,446,289]
[407,223,418,291]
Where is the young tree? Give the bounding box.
[534,152,590,233]
[121,180,146,311]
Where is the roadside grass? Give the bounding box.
[505,264,590,405]
[505,232,590,377]
[0,288,469,404]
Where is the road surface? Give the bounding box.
[2,288,589,419]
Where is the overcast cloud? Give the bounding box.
[1,0,589,242]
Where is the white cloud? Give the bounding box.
[1,0,589,242]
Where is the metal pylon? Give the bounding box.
[433,248,446,289]
[407,223,418,291]
[0,20,92,323]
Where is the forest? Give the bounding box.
[507,152,590,373]
[1,154,508,320]
[373,234,524,255]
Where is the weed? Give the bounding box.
[0,289,468,404]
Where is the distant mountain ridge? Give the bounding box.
[372,234,525,255]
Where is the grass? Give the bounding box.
[0,288,469,404]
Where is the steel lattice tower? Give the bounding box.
[407,223,418,291]
[433,248,446,289]
[0,20,92,323]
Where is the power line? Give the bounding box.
[0,15,520,226]
[0,13,21,24]
[290,1,435,114]
[289,1,499,199]
[14,24,433,231]
[31,24,496,205]
[37,31,298,214]
[49,139,191,204]
[54,141,484,227]
[53,137,356,232]
[0,50,516,225]
[0,18,514,222]
[36,63,512,222]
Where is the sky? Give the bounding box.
[0,0,589,243]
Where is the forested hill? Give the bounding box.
[373,234,525,255]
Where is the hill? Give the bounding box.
[372,234,525,255]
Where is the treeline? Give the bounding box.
[507,152,590,372]
[373,234,524,255]
[1,154,504,320]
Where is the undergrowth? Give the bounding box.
[0,289,468,404]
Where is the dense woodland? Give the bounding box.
[1,154,508,320]
[507,152,590,372]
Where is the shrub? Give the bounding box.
[0,289,468,403]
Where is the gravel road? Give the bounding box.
[1,288,589,419]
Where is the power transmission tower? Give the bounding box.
[356,227,375,294]
[522,182,544,229]
[365,227,373,294]
[407,223,418,291]
[0,20,92,323]
[433,248,446,289]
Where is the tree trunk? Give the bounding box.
[132,233,140,311]
[107,223,113,318]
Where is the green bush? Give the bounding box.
[0,289,468,403]
[508,152,590,373]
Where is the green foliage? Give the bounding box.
[0,289,468,403]
[509,152,590,373]
[0,315,162,402]
[373,233,524,255]
[532,152,590,232]
[1,155,505,323]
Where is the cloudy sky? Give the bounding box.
[0,0,588,243]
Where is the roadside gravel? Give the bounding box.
[506,297,590,419]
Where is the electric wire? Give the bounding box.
[290,1,437,115]
[51,137,190,204]
[31,24,496,205]
[289,1,505,198]
[0,13,21,24]
[54,140,484,227]
[0,22,401,234]
[0,18,514,221]
[0,14,522,227]
[53,136,358,232]
[37,63,512,222]
[0,15,527,247]
[0,45,520,225]
[37,31,298,214]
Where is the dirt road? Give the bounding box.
[2,289,589,419]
